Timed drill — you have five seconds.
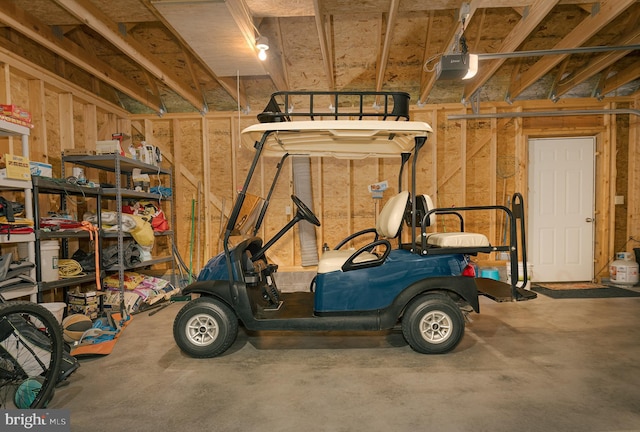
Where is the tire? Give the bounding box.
[401,294,465,354]
[173,297,238,358]
[0,301,64,408]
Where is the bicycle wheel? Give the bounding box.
[0,301,64,409]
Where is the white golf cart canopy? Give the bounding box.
[241,120,433,159]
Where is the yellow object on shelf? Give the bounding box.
[3,154,30,180]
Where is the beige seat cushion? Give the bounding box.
[317,249,379,274]
[422,232,490,248]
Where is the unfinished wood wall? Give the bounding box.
[2,58,639,280]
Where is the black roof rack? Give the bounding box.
[257,91,410,123]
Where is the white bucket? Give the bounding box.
[39,302,66,324]
[40,240,60,282]
[506,261,533,290]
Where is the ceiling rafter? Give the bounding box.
[549,57,571,100]
[418,11,463,104]
[598,62,640,98]
[462,0,559,102]
[374,0,400,93]
[419,1,480,104]
[553,13,640,98]
[419,11,435,96]
[313,0,335,90]
[274,18,290,91]
[506,0,636,101]
[52,0,205,112]
[0,1,163,113]
[256,20,288,91]
[140,0,247,109]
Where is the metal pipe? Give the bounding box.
[448,108,640,120]
[477,45,640,60]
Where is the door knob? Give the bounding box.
[585,217,594,223]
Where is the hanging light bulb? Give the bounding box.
[256,35,269,61]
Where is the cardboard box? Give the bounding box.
[67,290,99,306]
[30,161,52,177]
[0,105,31,123]
[3,154,30,180]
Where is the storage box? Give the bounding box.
[96,140,124,155]
[30,161,52,177]
[67,290,99,306]
[3,154,30,180]
[0,104,31,123]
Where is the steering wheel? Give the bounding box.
[291,194,320,226]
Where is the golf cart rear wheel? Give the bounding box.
[173,297,238,358]
[402,294,465,354]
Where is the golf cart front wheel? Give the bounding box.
[402,294,465,354]
[173,297,238,358]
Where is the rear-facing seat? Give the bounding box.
[415,195,490,248]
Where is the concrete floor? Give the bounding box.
[51,291,640,432]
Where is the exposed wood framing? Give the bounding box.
[0,3,163,113]
[599,62,640,97]
[58,93,74,151]
[52,0,205,112]
[375,0,400,93]
[629,97,640,246]
[28,79,47,160]
[313,0,335,90]
[554,17,640,98]
[202,117,212,259]
[507,0,636,100]
[275,18,291,91]
[418,0,481,103]
[83,104,97,151]
[607,105,617,264]
[463,0,559,102]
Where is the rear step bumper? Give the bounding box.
[475,277,537,302]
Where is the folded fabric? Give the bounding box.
[84,211,154,248]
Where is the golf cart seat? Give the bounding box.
[416,195,490,248]
[318,191,409,273]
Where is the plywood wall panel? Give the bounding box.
[321,158,350,248]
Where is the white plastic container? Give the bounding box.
[39,302,66,324]
[40,240,60,282]
[506,261,533,290]
[610,252,639,286]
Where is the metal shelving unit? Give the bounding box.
[31,175,103,301]
[62,154,175,313]
[0,119,36,300]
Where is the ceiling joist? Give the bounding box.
[52,0,205,112]
[0,1,163,113]
[374,0,400,93]
[507,0,636,101]
[462,0,559,102]
[313,0,335,90]
[554,12,640,98]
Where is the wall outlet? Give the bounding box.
[615,195,624,205]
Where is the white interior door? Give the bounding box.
[528,137,595,282]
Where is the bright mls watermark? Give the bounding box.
[1,410,70,431]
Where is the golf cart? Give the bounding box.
[173,91,536,358]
